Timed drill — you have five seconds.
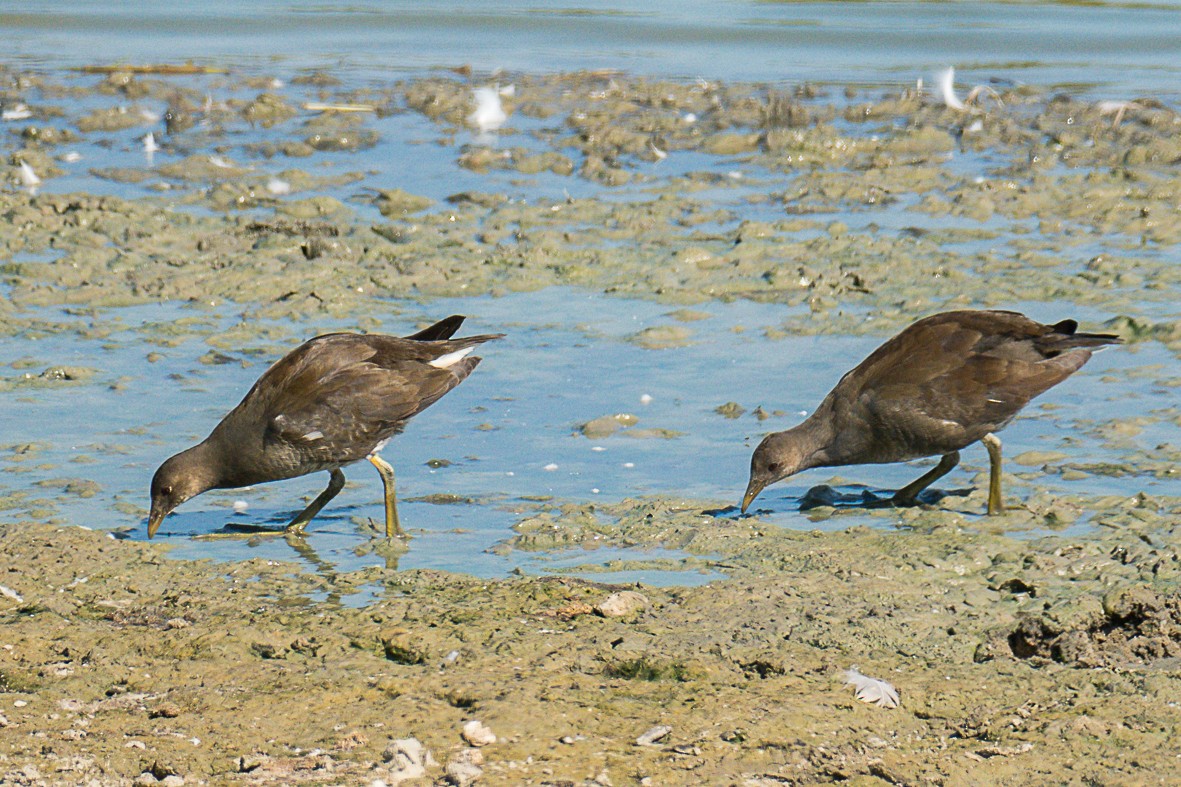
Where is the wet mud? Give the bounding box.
[3,504,1180,785]
[2,64,1181,784]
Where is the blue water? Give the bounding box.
[3,1,1180,99]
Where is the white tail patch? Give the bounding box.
[302,430,324,441]
[430,347,475,369]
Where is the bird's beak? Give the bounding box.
[147,510,164,539]
[741,477,765,514]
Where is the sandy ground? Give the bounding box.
[2,68,1181,784]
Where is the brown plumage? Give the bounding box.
[742,310,1120,515]
[148,315,502,538]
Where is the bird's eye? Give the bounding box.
[162,485,173,496]
[766,462,781,474]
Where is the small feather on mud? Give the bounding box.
[844,668,900,709]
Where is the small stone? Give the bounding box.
[133,774,158,786]
[1012,450,1068,466]
[161,776,185,787]
[445,749,484,787]
[237,753,269,772]
[636,725,672,746]
[596,591,650,618]
[628,325,693,349]
[382,738,435,782]
[149,702,182,719]
[580,413,639,439]
[461,719,496,747]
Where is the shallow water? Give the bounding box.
[0,287,1172,590]
[4,0,1181,98]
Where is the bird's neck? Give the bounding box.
[176,439,230,493]
[790,397,841,469]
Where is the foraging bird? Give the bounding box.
[742,310,1120,515]
[148,316,502,538]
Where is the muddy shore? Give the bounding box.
[3,502,1180,785]
[2,66,1181,785]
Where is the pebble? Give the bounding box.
[461,719,496,746]
[382,737,434,781]
[636,725,672,746]
[596,591,650,618]
[445,748,484,786]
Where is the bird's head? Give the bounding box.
[148,449,216,538]
[742,431,812,513]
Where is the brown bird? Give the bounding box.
[742,310,1120,515]
[148,316,502,538]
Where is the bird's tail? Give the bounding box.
[405,315,466,341]
[1042,320,1122,353]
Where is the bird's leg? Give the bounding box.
[286,468,346,535]
[367,454,402,538]
[893,451,960,506]
[982,433,1004,515]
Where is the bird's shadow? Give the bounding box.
[705,483,973,519]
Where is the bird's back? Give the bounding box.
[819,310,1118,463]
[209,330,501,485]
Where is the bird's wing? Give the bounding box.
[251,334,477,461]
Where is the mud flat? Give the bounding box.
[2,495,1181,785]
[2,66,1181,784]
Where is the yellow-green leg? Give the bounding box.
[286,468,346,535]
[893,451,960,506]
[368,454,402,538]
[982,433,1004,515]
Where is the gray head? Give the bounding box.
[741,431,814,513]
[148,446,219,538]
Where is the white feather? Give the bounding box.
[468,87,507,134]
[18,161,40,187]
[266,177,291,195]
[302,430,324,441]
[429,347,475,369]
[2,104,31,121]
[939,67,965,111]
[845,668,900,709]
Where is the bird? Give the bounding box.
[148,315,502,539]
[742,310,1120,516]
